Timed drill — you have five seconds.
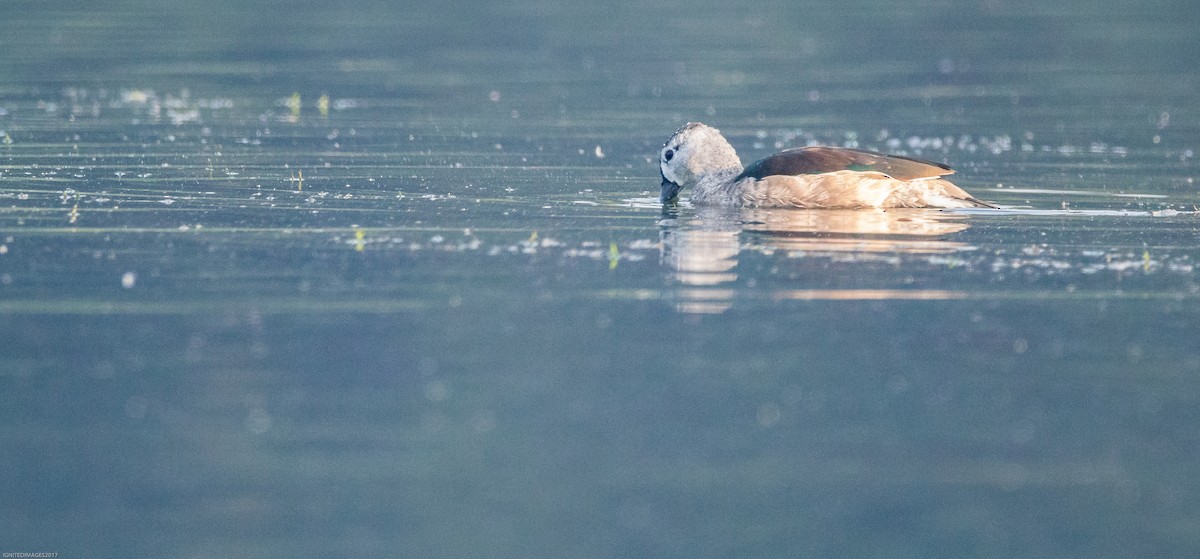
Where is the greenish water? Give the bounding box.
[3,1,1200,557]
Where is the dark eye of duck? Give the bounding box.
[663,148,675,162]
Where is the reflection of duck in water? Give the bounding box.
[663,206,973,273]
[659,122,995,209]
[661,207,975,313]
[736,207,971,254]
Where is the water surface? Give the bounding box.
[3,1,1200,557]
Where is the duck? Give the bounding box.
[658,122,994,209]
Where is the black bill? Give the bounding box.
[660,174,682,204]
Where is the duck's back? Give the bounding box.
[737,146,954,182]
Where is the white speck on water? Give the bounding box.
[566,248,604,259]
[1168,262,1194,273]
[121,271,136,288]
[246,408,272,434]
[594,145,605,158]
[424,380,452,402]
[756,402,781,427]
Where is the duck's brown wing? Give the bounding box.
[737,146,954,181]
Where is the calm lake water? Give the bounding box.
[4,0,1200,557]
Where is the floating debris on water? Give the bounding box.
[286,92,301,116]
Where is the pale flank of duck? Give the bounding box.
[658,122,994,209]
